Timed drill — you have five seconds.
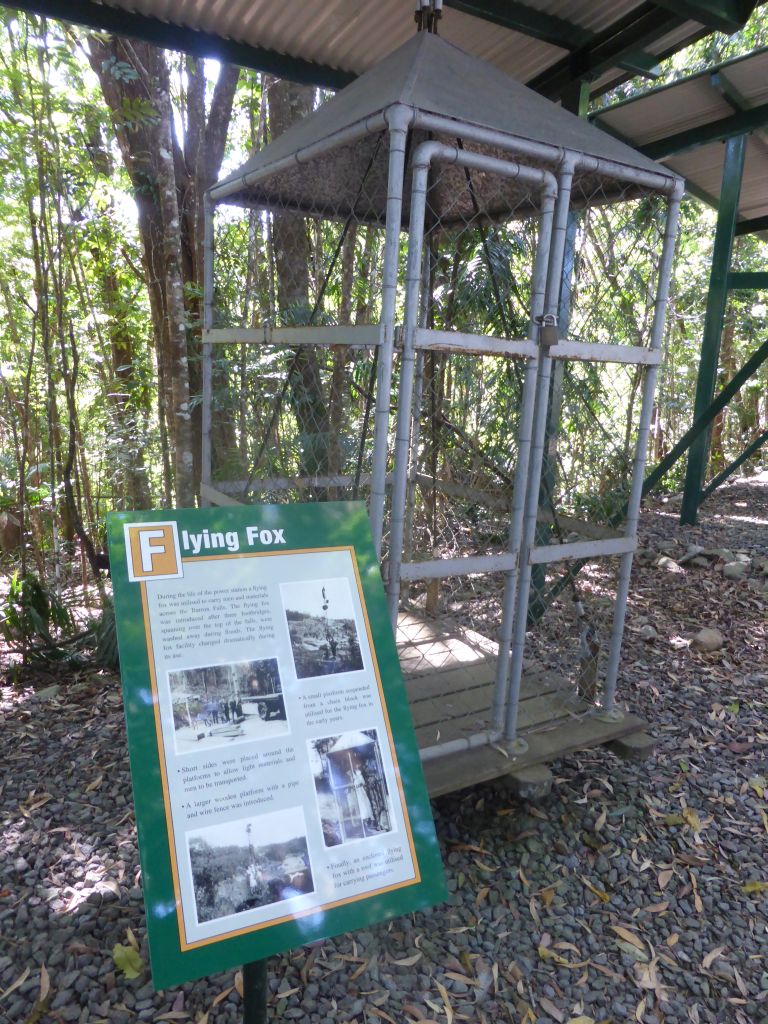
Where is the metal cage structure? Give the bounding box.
[202,31,684,794]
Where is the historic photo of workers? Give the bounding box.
[308,729,393,847]
[168,657,288,754]
[187,807,313,926]
[281,577,364,679]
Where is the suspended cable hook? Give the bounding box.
[415,0,442,33]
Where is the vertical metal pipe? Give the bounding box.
[201,193,215,505]
[491,186,556,731]
[601,188,683,710]
[370,105,412,557]
[504,161,575,746]
[387,157,431,624]
[403,246,432,562]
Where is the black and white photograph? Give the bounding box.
[281,577,364,680]
[187,806,313,926]
[308,729,393,847]
[168,657,288,754]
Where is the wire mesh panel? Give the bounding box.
[544,360,650,528]
[566,184,668,350]
[524,554,623,710]
[205,338,381,504]
[396,155,545,574]
[206,146,399,502]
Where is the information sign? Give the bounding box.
[107,502,445,989]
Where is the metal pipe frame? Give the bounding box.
[490,168,562,734]
[601,184,684,711]
[503,160,576,747]
[386,140,558,629]
[370,105,414,556]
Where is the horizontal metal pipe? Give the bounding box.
[399,552,519,580]
[209,107,402,202]
[419,729,502,763]
[547,341,662,365]
[413,327,537,358]
[414,112,679,195]
[528,536,635,565]
[412,139,557,197]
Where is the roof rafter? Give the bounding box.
[526,3,689,97]
[640,101,768,158]
[651,0,758,33]
[442,0,592,49]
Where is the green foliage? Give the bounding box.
[0,571,72,649]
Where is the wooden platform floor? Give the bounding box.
[396,610,648,797]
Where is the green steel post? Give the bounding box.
[243,960,268,1024]
[680,133,746,525]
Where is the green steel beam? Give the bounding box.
[651,0,759,33]
[641,102,768,159]
[727,271,768,289]
[680,133,746,525]
[700,426,768,500]
[643,333,768,493]
[527,4,687,98]
[443,0,592,49]
[617,51,662,78]
[735,215,768,235]
[594,43,768,113]
[0,0,356,88]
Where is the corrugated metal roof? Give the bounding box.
[27,0,729,96]
[213,33,679,225]
[593,48,768,226]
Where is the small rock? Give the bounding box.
[691,627,724,652]
[678,544,705,564]
[722,561,748,580]
[637,624,658,641]
[688,556,710,569]
[32,684,61,702]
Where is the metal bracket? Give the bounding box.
[594,706,625,724]
[504,736,530,757]
[534,312,559,348]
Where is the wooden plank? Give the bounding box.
[422,713,649,797]
[415,688,587,745]
[404,662,564,707]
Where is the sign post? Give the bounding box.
[107,502,445,991]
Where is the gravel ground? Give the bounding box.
[1,473,766,1024]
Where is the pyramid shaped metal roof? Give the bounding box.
[213,32,678,222]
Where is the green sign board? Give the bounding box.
[107,502,445,989]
